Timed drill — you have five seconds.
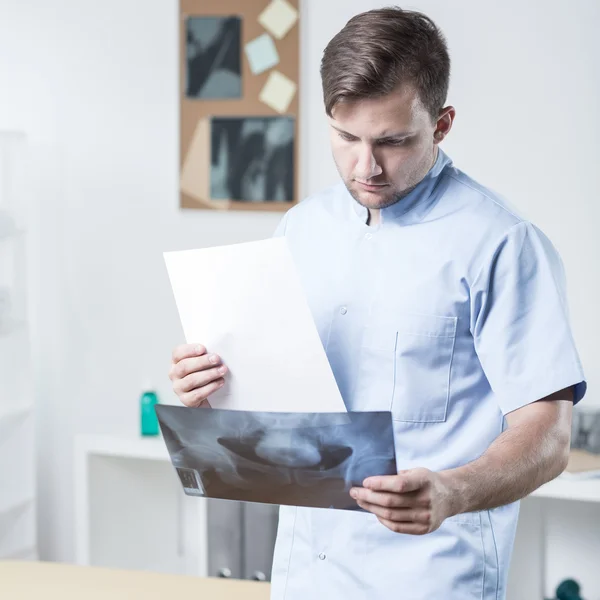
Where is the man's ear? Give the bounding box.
[433,106,456,142]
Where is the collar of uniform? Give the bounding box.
[349,148,453,225]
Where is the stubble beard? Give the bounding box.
[345,180,419,210]
[342,147,438,211]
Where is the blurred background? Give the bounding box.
[0,1,599,599]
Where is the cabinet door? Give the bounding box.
[206,498,243,579]
[242,502,279,581]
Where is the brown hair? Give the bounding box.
[320,6,450,121]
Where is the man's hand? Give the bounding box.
[350,468,454,535]
[169,343,228,407]
[350,391,574,535]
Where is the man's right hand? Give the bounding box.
[169,344,228,407]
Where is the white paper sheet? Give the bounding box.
[164,238,346,413]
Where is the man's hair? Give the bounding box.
[320,6,450,122]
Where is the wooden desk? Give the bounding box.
[0,561,270,599]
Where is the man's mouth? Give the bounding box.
[354,180,389,192]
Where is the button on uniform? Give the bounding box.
[318,553,326,560]
[365,232,373,240]
[340,307,348,315]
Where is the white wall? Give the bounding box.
[0,0,598,595]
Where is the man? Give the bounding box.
[169,7,586,599]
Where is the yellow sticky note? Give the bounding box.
[259,70,297,114]
[258,0,299,40]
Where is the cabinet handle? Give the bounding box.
[218,567,232,578]
[252,571,266,581]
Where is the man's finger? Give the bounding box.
[363,469,430,494]
[172,343,206,364]
[183,365,228,393]
[180,378,225,407]
[173,356,224,382]
[376,516,430,536]
[350,488,417,509]
[356,500,430,526]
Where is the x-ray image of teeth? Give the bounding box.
[156,406,397,510]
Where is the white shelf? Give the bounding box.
[0,498,35,559]
[0,498,34,529]
[76,434,600,505]
[0,404,33,422]
[530,475,600,503]
[76,433,169,462]
[0,405,32,429]
[0,318,27,338]
[0,228,26,242]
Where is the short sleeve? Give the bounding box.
[470,221,586,415]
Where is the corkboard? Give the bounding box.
[179,0,300,212]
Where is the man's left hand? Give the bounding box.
[349,468,455,535]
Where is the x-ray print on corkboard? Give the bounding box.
[179,0,300,212]
[186,16,242,100]
[211,116,294,202]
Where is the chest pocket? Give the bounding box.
[360,312,457,423]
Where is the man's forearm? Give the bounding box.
[439,412,571,516]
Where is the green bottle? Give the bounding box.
[140,389,160,436]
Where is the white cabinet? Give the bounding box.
[0,131,37,560]
[74,434,208,576]
[74,434,279,581]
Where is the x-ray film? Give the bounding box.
[156,406,397,510]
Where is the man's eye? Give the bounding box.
[338,133,357,142]
[380,139,406,146]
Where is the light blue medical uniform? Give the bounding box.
[270,149,586,600]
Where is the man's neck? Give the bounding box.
[367,209,380,226]
[366,146,439,227]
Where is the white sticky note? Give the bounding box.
[259,70,297,114]
[258,0,299,40]
[164,238,346,414]
[245,33,280,75]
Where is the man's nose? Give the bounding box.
[354,144,383,180]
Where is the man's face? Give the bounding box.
[328,85,440,212]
